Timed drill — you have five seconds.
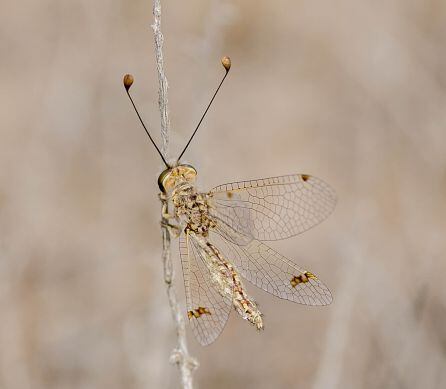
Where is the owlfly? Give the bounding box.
[123,57,336,345]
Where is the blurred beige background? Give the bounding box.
[1,0,446,388]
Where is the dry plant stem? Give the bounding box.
[152,0,169,156]
[152,1,198,388]
[161,201,198,389]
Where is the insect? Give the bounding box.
[123,57,336,345]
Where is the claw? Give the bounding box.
[161,220,181,237]
[162,211,173,219]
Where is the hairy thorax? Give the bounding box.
[172,182,216,236]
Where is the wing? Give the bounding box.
[208,222,332,306]
[209,173,336,241]
[179,231,232,346]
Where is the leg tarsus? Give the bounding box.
[161,199,175,220]
[161,220,182,238]
[159,192,179,235]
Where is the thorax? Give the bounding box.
[171,182,216,236]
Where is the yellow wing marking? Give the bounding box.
[187,306,212,319]
[290,271,317,288]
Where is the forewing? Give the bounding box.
[209,223,332,306]
[209,174,336,241]
[179,232,232,346]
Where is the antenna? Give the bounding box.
[123,74,169,168]
[177,56,232,162]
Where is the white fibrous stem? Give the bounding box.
[152,1,197,389]
[152,0,169,156]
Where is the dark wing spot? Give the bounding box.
[197,306,211,315]
[301,174,310,182]
[188,306,212,319]
[291,272,316,288]
[290,276,300,288]
[226,191,233,199]
[304,271,317,280]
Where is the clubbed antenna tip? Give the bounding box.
[221,56,231,72]
[123,74,134,91]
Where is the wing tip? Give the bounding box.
[314,288,334,306]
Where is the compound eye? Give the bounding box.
[158,168,173,193]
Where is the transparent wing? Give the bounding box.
[208,222,332,306]
[209,174,336,241]
[179,231,232,346]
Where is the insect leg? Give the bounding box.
[160,220,182,237]
[159,193,176,220]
